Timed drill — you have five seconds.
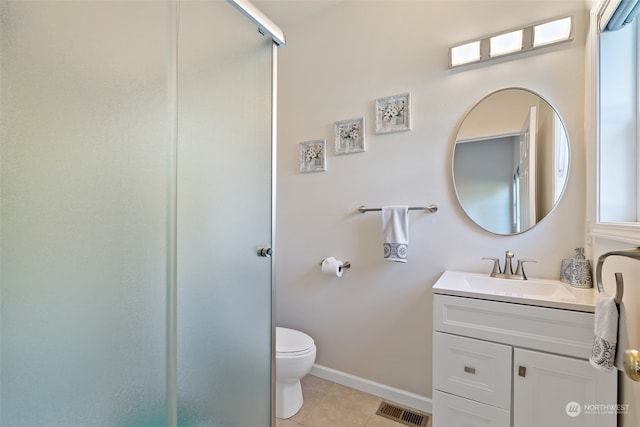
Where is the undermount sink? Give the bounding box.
[432,270,598,312]
[463,275,576,300]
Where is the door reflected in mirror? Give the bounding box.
[453,88,569,235]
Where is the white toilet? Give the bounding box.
[275,326,316,419]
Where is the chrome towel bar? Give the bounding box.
[595,247,640,305]
[358,204,438,214]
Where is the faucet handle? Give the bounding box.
[482,257,502,276]
[515,259,536,280]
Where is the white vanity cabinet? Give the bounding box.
[513,348,616,427]
[432,294,617,427]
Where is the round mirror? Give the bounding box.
[452,88,570,235]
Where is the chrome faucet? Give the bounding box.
[504,250,515,275]
[482,250,536,280]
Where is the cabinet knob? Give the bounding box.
[463,366,476,375]
[518,366,527,377]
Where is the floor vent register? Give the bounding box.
[375,401,430,427]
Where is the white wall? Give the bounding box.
[276,0,587,398]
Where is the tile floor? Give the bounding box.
[276,375,432,427]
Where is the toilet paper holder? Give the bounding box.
[319,259,351,269]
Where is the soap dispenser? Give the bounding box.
[561,247,592,288]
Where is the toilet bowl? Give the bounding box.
[275,326,316,419]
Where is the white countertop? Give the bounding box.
[432,270,598,312]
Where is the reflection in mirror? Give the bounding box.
[453,88,569,235]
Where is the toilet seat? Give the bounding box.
[276,327,314,354]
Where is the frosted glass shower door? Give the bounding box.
[0,1,174,425]
[1,0,276,425]
[176,2,274,426]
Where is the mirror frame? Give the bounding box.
[452,87,571,235]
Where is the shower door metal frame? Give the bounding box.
[269,41,280,427]
[228,0,286,47]
[167,1,284,426]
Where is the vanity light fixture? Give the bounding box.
[449,16,573,68]
[490,29,523,57]
[450,40,481,67]
[533,16,572,47]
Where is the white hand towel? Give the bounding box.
[589,293,618,371]
[382,206,409,263]
[615,302,629,371]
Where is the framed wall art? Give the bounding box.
[299,139,326,173]
[375,92,411,134]
[334,117,365,154]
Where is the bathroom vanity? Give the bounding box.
[432,270,617,427]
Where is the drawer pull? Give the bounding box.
[464,366,476,374]
[518,366,527,377]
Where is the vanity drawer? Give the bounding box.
[433,332,511,409]
[433,390,510,427]
[433,294,594,359]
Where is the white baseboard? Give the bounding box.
[309,364,432,414]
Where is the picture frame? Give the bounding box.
[299,139,326,173]
[334,117,366,155]
[375,92,411,134]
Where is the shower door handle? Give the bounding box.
[257,247,272,257]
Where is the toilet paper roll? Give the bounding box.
[321,257,343,277]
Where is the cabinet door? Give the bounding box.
[513,348,617,427]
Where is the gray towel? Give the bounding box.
[589,294,618,371]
